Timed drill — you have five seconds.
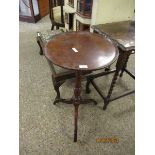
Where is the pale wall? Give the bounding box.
[91,0,135,25]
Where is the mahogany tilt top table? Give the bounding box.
[45,31,118,142]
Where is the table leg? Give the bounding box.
[74,104,79,142]
[86,78,91,94]
[119,54,130,77]
[103,70,120,110]
[73,70,81,142]
[52,70,97,142]
[103,49,131,110]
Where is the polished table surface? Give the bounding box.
[44,31,118,142]
[45,31,118,71]
[92,20,135,51]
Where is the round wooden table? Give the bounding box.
[45,31,118,142]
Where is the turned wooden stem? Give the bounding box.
[120,54,130,77]
[73,70,81,142]
[74,104,79,142]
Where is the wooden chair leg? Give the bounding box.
[51,24,54,30]
[54,84,60,99]
[120,54,130,77]
[53,82,62,104]
[103,70,120,110]
[56,26,59,30]
[37,40,43,55]
[53,81,65,105]
[103,48,131,110]
[86,78,91,94]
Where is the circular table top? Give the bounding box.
[45,31,118,71]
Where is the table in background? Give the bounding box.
[86,21,135,110]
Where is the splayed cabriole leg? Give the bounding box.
[52,70,97,142]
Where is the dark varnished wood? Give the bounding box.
[45,31,118,142]
[86,20,135,110]
[36,31,92,105]
[38,0,49,17]
[49,0,65,30]
[45,31,119,71]
[103,47,132,110]
[73,70,81,142]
